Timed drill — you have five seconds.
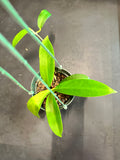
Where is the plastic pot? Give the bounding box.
[31,67,74,111]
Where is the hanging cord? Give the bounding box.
[0,0,62,69]
[0,67,33,95]
[0,34,67,109]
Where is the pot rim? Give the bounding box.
[31,66,75,111]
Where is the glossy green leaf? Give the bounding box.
[12,29,28,47]
[61,74,90,83]
[37,9,51,29]
[46,93,63,137]
[39,36,55,87]
[27,90,50,118]
[54,79,117,97]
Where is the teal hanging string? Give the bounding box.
[0,67,33,95]
[0,34,67,109]
[0,0,62,69]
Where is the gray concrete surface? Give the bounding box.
[0,0,120,159]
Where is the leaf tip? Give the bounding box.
[109,87,117,94]
[12,41,15,47]
[112,89,117,94]
[42,9,52,17]
[59,134,62,138]
[56,132,63,138]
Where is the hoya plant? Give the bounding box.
[12,10,117,137]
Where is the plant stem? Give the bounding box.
[0,67,32,95]
[0,0,62,69]
[0,34,67,109]
[30,28,43,41]
[36,29,41,34]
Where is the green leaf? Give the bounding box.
[12,29,28,47]
[54,79,117,97]
[46,93,63,137]
[37,9,51,30]
[27,90,50,118]
[39,36,55,87]
[61,74,90,83]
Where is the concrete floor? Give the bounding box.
[0,0,120,159]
